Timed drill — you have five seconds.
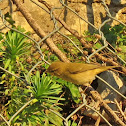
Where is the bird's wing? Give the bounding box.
[67,63,101,74]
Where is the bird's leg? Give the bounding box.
[82,85,101,109]
[78,87,87,103]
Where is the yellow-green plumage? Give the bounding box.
[47,62,117,86]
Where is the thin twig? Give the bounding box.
[85,104,112,126]
[8,99,33,125]
[0,113,10,126]
[114,99,126,122]
[0,66,25,82]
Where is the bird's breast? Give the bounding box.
[61,70,96,85]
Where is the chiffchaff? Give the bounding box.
[46,61,117,86]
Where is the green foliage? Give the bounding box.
[83,31,103,50]
[68,120,77,126]
[0,27,31,76]
[27,72,64,105]
[83,31,97,42]
[64,82,81,104]
[0,27,32,107]
[102,24,126,47]
[6,72,64,125]
[100,24,126,61]
[0,33,4,40]
[117,45,126,61]
[0,28,31,62]
[44,110,63,126]
[52,76,81,104]
[49,54,59,61]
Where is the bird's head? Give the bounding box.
[46,62,65,76]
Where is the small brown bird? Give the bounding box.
[47,61,117,86]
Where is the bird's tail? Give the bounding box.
[95,66,118,75]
